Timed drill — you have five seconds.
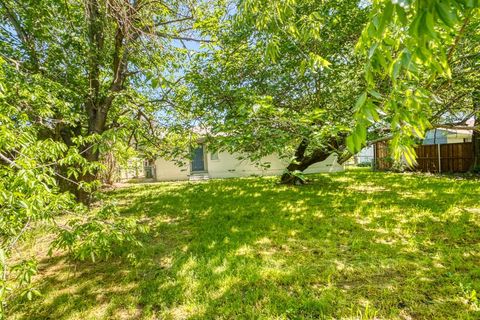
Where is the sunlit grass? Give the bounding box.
[11,170,480,319]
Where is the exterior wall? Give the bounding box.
[423,129,472,145]
[447,135,472,144]
[207,152,287,178]
[356,145,374,164]
[423,130,448,145]
[304,154,344,173]
[155,157,189,181]
[155,150,343,181]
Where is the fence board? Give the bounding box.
[374,141,391,170]
[375,142,474,173]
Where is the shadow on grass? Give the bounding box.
[11,170,480,319]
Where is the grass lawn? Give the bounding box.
[11,170,480,319]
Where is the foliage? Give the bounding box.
[0,0,221,190]
[0,56,79,314]
[357,161,374,167]
[352,0,480,163]
[51,202,148,262]
[99,140,138,185]
[189,0,479,176]
[0,0,223,314]
[0,56,147,316]
[9,170,480,319]
[0,0,478,316]
[186,0,369,179]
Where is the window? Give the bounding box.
[210,151,219,160]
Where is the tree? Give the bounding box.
[352,0,479,161]
[0,0,216,200]
[0,0,222,314]
[187,0,479,183]
[187,0,369,184]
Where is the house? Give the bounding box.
[422,127,473,145]
[118,158,156,181]
[154,143,344,181]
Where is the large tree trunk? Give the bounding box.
[472,90,480,171]
[73,0,128,204]
[280,138,332,185]
[3,0,132,204]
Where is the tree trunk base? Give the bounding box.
[280,172,306,185]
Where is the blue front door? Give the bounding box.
[191,145,205,172]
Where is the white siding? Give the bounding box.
[357,146,374,163]
[155,158,189,181]
[155,150,344,181]
[207,152,287,178]
[446,135,472,144]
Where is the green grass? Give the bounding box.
[11,170,480,319]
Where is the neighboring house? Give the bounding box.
[422,127,473,145]
[155,144,344,181]
[423,117,475,145]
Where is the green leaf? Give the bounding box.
[299,59,307,76]
[403,146,418,167]
[396,5,408,25]
[413,125,425,138]
[357,123,366,143]
[409,11,423,37]
[0,249,5,266]
[151,78,159,88]
[435,1,457,28]
[390,59,402,80]
[368,90,382,99]
[266,40,279,62]
[365,101,380,122]
[346,135,355,153]
[368,44,378,59]
[400,50,412,69]
[378,2,394,36]
[355,92,367,111]
[464,0,476,8]
[424,11,438,39]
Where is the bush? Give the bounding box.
[357,161,372,167]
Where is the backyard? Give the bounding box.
[10,170,480,319]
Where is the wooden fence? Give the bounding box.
[375,141,475,173]
[374,141,392,171]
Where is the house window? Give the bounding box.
[210,151,219,160]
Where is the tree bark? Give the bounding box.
[280,139,332,185]
[2,0,136,204]
[72,0,131,203]
[472,90,480,171]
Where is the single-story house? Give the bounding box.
[422,127,473,145]
[154,144,344,181]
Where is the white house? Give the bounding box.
[154,144,344,181]
[422,127,473,145]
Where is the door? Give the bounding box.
[191,145,205,172]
